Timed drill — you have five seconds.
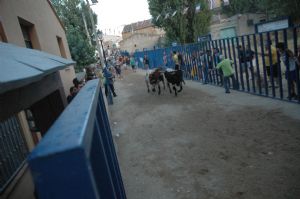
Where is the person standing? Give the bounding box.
[103,67,117,97]
[163,51,168,68]
[172,51,179,68]
[130,55,136,72]
[262,41,279,86]
[216,55,237,93]
[67,86,78,104]
[276,42,298,99]
[143,54,150,69]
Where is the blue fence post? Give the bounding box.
[28,80,126,199]
[241,36,250,92]
[96,89,127,198]
[274,31,284,99]
[246,35,256,93]
[283,29,292,100]
[236,37,245,91]
[231,38,239,90]
[214,40,221,85]
[266,32,276,97]
[259,33,269,96]
[253,34,262,95]
[222,39,227,58]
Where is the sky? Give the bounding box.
[91,0,152,36]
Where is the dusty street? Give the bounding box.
[109,69,300,199]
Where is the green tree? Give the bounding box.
[148,0,211,45]
[221,0,300,21]
[51,0,97,72]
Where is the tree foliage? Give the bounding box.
[221,0,300,22]
[51,0,98,72]
[148,0,211,45]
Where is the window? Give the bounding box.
[56,36,67,58]
[20,24,33,48]
[0,115,29,193]
[18,17,40,49]
[0,21,7,42]
[220,27,237,39]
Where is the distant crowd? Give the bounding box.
[66,54,138,104]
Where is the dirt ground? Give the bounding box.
[109,69,300,199]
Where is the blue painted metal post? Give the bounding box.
[283,29,292,100]
[214,40,221,85]
[266,32,276,97]
[227,38,232,59]
[253,34,262,95]
[236,37,245,91]
[28,80,126,199]
[259,33,269,96]
[231,38,240,90]
[222,39,227,58]
[246,35,256,93]
[274,31,284,99]
[241,36,250,92]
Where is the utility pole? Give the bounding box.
[84,0,105,68]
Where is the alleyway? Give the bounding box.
[109,69,300,199]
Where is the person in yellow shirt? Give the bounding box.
[172,51,179,68]
[263,41,279,86]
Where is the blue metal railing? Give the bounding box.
[134,26,300,103]
[28,80,126,199]
[0,115,29,193]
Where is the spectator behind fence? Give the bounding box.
[261,41,279,87]
[163,51,168,67]
[216,55,237,94]
[178,52,184,69]
[276,42,298,100]
[73,77,84,90]
[237,45,254,75]
[172,51,179,68]
[67,86,78,104]
[143,54,150,69]
[86,66,96,81]
[130,55,136,72]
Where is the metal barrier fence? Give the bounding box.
[28,80,126,199]
[134,26,300,103]
[0,115,29,193]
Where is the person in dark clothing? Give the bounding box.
[73,78,83,90]
[103,67,117,97]
[67,86,78,104]
[143,55,150,68]
[276,42,298,99]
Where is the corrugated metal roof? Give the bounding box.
[0,42,75,94]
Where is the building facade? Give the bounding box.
[0,0,76,198]
[207,0,266,39]
[120,19,165,53]
[210,13,267,40]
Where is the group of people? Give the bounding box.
[67,77,84,103]
[165,42,299,98]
